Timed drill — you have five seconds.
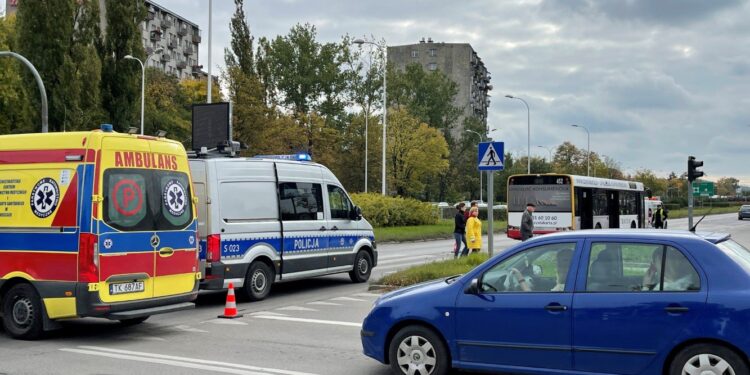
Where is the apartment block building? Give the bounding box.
[5,0,202,80]
[388,38,492,139]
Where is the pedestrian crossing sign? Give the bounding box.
[477,141,504,171]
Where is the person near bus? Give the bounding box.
[453,203,468,258]
[652,205,667,229]
[464,200,477,221]
[521,203,536,241]
[466,207,482,255]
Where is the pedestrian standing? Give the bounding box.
[453,203,468,258]
[466,207,482,254]
[653,205,666,229]
[521,203,536,241]
[464,200,477,221]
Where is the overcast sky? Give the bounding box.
[4,0,749,184]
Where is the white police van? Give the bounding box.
[189,152,376,300]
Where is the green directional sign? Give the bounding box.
[692,181,715,197]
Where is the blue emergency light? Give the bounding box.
[254,153,313,162]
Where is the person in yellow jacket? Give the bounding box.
[465,206,482,255]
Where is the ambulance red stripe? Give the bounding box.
[99,253,154,279]
[0,149,95,164]
[156,250,198,276]
[0,252,77,281]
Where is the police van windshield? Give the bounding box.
[103,169,193,231]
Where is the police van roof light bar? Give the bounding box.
[254,153,312,162]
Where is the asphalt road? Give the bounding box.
[0,214,747,375]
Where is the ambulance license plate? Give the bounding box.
[110,281,145,295]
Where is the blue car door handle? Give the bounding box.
[330,226,339,231]
[665,306,689,313]
[319,226,327,231]
[544,303,568,312]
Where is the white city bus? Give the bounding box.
[507,174,645,240]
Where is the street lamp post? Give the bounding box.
[125,48,163,135]
[465,129,485,202]
[0,51,48,132]
[353,38,387,195]
[505,95,530,174]
[571,124,590,176]
[537,145,553,163]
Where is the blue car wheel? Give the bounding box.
[388,325,449,375]
[669,343,748,375]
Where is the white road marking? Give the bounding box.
[353,292,381,298]
[174,325,209,333]
[306,301,341,306]
[275,306,318,312]
[203,318,249,325]
[329,296,365,302]
[251,315,362,328]
[249,311,289,317]
[61,346,318,375]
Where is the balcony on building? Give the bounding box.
[160,53,171,62]
[168,38,178,49]
[192,29,201,44]
[161,17,172,29]
[183,46,194,56]
[176,59,187,69]
[150,30,162,42]
[147,10,155,21]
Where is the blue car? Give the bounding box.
[362,230,750,375]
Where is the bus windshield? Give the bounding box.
[508,176,571,212]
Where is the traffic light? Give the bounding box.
[688,156,704,182]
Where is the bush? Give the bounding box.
[378,253,490,287]
[351,193,439,227]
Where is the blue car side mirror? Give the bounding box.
[465,278,480,295]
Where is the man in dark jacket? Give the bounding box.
[652,205,667,229]
[454,203,468,258]
[521,203,536,241]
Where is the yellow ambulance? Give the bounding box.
[0,124,200,339]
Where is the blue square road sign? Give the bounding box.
[478,141,504,171]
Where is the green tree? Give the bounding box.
[100,0,146,131]
[0,14,35,134]
[387,108,449,197]
[143,68,190,143]
[258,23,351,154]
[632,169,667,197]
[716,177,740,196]
[388,63,461,134]
[180,77,222,105]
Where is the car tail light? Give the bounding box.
[79,233,99,282]
[206,234,221,262]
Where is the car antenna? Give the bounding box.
[689,208,712,232]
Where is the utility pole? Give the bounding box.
[0,51,48,132]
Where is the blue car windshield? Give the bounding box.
[717,240,750,272]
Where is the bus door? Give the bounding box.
[577,188,593,229]
[608,191,620,229]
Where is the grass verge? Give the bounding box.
[378,252,490,288]
[667,205,740,219]
[374,220,506,243]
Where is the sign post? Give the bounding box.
[478,141,504,257]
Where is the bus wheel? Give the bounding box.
[350,250,373,283]
[245,261,274,301]
[2,283,44,340]
[120,316,149,326]
[631,221,636,228]
[595,223,602,229]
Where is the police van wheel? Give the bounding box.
[349,251,372,283]
[245,262,274,301]
[2,283,44,340]
[119,316,149,326]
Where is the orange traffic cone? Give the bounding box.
[218,282,243,319]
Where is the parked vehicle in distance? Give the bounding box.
[0,125,200,339]
[190,153,376,301]
[362,230,750,375]
[739,205,750,220]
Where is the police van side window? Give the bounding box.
[279,182,323,221]
[328,185,352,220]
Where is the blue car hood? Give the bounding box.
[379,278,455,304]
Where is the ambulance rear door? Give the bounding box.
[98,137,155,302]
